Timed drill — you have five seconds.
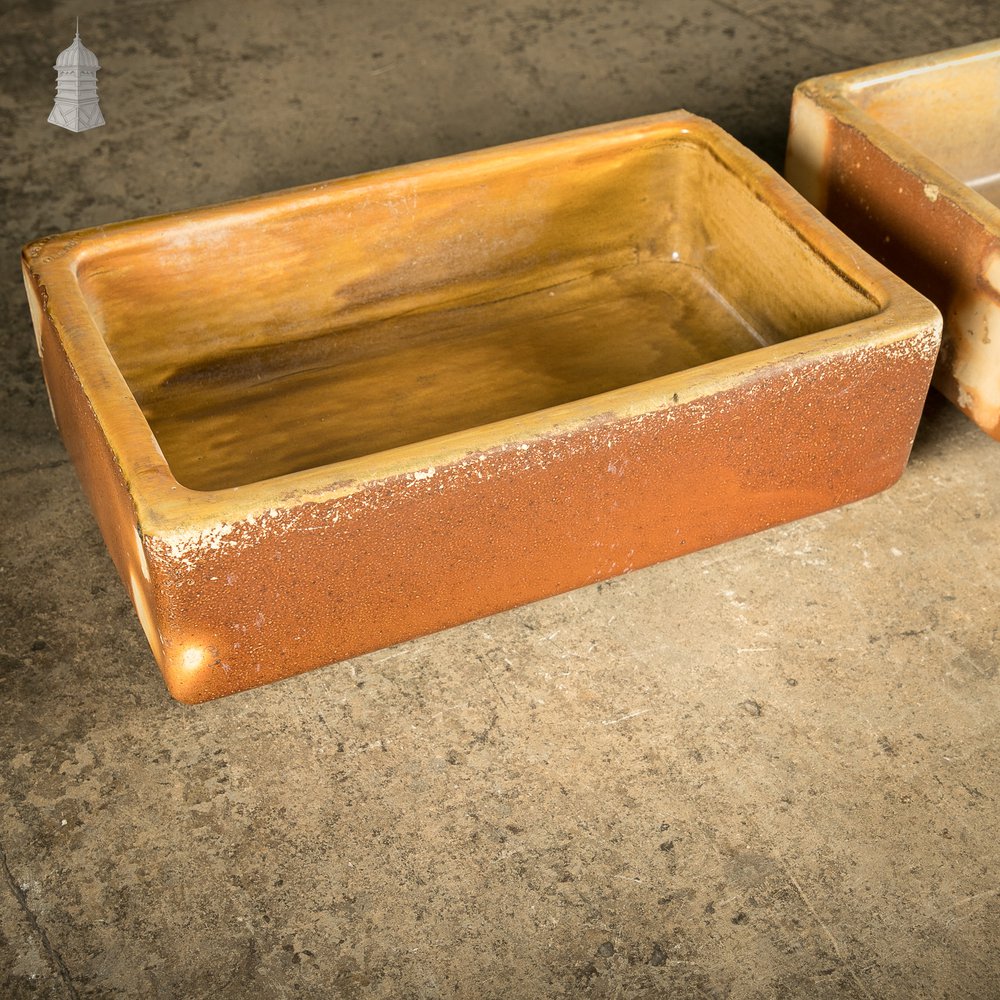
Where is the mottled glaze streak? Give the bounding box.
[786,40,1000,438]
[23,111,940,702]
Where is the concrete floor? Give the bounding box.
[2,1,998,997]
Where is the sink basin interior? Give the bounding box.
[78,133,879,492]
[846,50,1000,207]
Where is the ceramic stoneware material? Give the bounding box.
[786,39,1000,438]
[23,111,941,703]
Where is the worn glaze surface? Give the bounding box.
[786,39,1000,439]
[23,111,941,702]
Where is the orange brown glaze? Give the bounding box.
[23,111,940,702]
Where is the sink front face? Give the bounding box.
[787,41,1000,438]
[25,112,940,702]
[78,130,878,492]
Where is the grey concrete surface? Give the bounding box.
[2,1,998,997]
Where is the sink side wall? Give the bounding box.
[695,144,881,344]
[21,259,166,667]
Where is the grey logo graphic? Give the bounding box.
[49,19,105,132]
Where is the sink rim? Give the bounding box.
[23,110,935,539]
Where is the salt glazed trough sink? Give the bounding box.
[23,111,941,703]
[786,39,1000,439]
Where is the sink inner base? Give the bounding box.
[129,259,768,491]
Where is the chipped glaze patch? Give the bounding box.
[947,264,1000,433]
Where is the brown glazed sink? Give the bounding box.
[23,111,940,703]
[786,39,1000,438]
